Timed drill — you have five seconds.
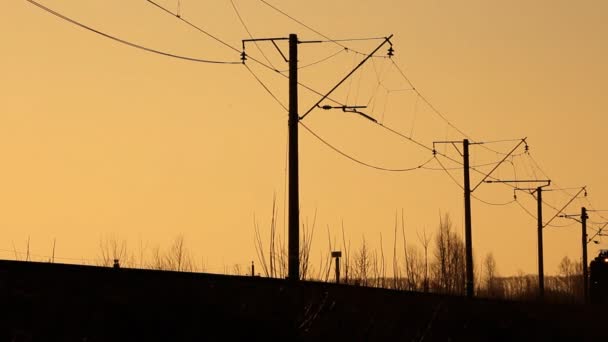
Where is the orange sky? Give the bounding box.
[1,0,608,276]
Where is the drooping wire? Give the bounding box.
[344,52,358,106]
[147,0,241,54]
[585,200,608,223]
[389,59,470,139]
[25,0,240,64]
[146,0,347,107]
[434,156,464,190]
[515,198,538,221]
[277,48,347,73]
[472,194,516,206]
[230,0,277,70]
[257,0,368,56]
[388,57,530,157]
[299,122,435,172]
[247,0,538,197]
[433,156,515,206]
[313,37,389,43]
[421,160,503,171]
[244,64,288,112]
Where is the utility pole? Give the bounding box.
[288,33,300,281]
[243,34,393,281]
[485,179,550,300]
[435,138,526,298]
[536,186,545,299]
[561,204,598,304]
[582,206,589,304]
[463,139,473,298]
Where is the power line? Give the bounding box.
[422,160,502,171]
[244,64,288,112]
[26,0,241,64]
[299,121,434,172]
[257,0,368,56]
[147,0,241,54]
[471,194,516,207]
[230,0,277,70]
[277,48,347,72]
[434,156,464,190]
[389,59,471,139]
[314,37,388,43]
[388,58,530,158]
[147,0,349,107]
[516,198,538,221]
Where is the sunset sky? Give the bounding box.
[1,0,608,277]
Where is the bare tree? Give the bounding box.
[253,195,287,278]
[341,221,351,284]
[417,228,432,292]
[555,256,583,302]
[378,233,386,288]
[300,210,317,280]
[392,213,400,289]
[165,235,195,272]
[482,252,504,298]
[354,235,372,286]
[99,236,131,267]
[432,213,465,295]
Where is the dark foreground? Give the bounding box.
[0,260,606,341]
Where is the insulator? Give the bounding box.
[387,46,394,57]
[322,105,332,110]
[240,51,247,63]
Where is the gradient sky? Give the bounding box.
[1,0,608,276]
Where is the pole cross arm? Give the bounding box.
[471,138,527,192]
[543,186,587,229]
[299,34,394,120]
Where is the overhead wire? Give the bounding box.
[244,64,288,112]
[471,194,516,207]
[26,0,241,64]
[137,0,544,204]
[515,198,538,221]
[39,0,600,233]
[434,156,464,190]
[434,155,515,206]
[299,122,434,172]
[147,0,241,54]
[313,37,388,43]
[159,0,608,242]
[257,0,369,56]
[277,48,347,72]
[230,0,277,70]
[584,199,608,222]
[421,160,503,171]
[146,0,347,107]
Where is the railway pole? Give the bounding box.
[536,186,545,300]
[287,33,300,281]
[582,206,589,304]
[463,139,474,298]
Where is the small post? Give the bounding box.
[251,261,255,277]
[537,186,544,300]
[332,251,342,284]
[113,259,120,269]
[582,207,589,304]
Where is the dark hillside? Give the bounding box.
[0,260,605,341]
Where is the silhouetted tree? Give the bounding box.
[432,214,465,295]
